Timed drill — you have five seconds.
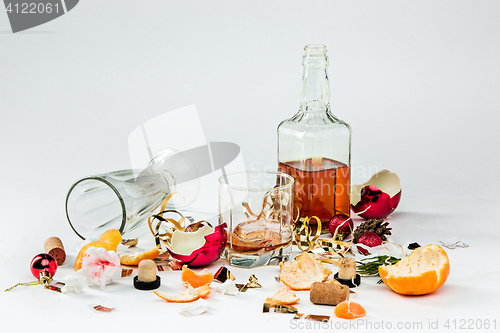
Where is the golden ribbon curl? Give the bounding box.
[147,192,210,254]
[293,216,322,252]
[292,208,354,264]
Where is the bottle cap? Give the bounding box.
[134,275,161,290]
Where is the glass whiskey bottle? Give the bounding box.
[278,44,352,233]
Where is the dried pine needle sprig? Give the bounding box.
[356,255,401,277]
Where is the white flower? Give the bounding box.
[77,247,121,290]
[60,273,87,294]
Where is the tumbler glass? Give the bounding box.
[66,148,204,240]
[66,169,171,241]
[219,171,294,268]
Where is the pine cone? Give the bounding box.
[353,219,392,243]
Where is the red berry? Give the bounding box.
[329,214,354,239]
[356,232,383,255]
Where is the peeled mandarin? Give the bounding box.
[378,244,450,295]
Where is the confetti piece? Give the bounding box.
[121,269,133,277]
[214,266,235,283]
[93,305,115,313]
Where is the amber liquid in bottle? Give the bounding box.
[279,158,350,232]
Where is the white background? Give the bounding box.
[1,1,499,332]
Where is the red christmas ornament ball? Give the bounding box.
[30,253,57,280]
[329,213,354,239]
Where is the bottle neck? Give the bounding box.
[300,46,330,112]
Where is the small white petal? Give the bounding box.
[180,298,209,317]
[214,280,239,296]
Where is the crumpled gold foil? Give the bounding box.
[263,303,297,314]
[236,274,261,292]
[263,303,330,322]
[294,314,330,322]
[214,266,235,283]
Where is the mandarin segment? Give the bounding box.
[74,229,122,271]
[181,266,214,288]
[334,301,366,319]
[279,252,332,290]
[378,244,450,295]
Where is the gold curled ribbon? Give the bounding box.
[242,188,285,222]
[290,206,356,263]
[293,216,322,252]
[148,192,213,256]
[147,192,188,253]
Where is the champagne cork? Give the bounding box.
[334,256,361,287]
[310,282,349,306]
[338,257,356,280]
[43,237,66,266]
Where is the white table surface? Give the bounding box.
[1,1,499,332]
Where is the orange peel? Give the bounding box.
[74,229,122,271]
[119,248,160,266]
[265,287,300,305]
[279,252,332,290]
[153,284,211,303]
